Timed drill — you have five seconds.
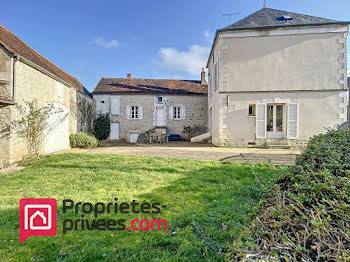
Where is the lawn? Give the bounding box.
[0,154,284,261]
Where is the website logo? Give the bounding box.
[19,198,57,242]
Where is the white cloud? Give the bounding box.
[203,30,212,40]
[203,30,214,44]
[90,37,119,48]
[158,45,210,76]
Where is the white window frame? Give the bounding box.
[173,106,181,120]
[131,106,139,120]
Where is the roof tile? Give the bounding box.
[220,8,344,32]
[0,24,83,91]
[93,78,207,95]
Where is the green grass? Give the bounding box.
[0,154,285,261]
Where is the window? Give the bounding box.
[157,96,163,103]
[173,106,181,120]
[131,106,139,119]
[249,104,256,116]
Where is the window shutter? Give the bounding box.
[110,97,120,115]
[169,106,174,120]
[181,106,186,120]
[287,103,298,139]
[256,103,267,139]
[126,105,131,120]
[139,106,143,119]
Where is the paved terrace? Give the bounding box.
[64,141,301,166]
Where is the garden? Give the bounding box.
[0,128,349,261]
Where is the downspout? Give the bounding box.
[11,55,18,104]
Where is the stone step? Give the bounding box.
[201,136,212,144]
[267,144,291,149]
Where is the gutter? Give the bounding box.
[206,21,350,68]
[92,92,208,96]
[0,43,92,103]
[16,55,77,90]
[0,97,14,105]
[14,55,93,100]
[12,55,18,104]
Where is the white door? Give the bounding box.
[156,107,165,126]
[110,123,120,140]
[266,104,284,139]
[44,102,69,154]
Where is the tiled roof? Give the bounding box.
[0,95,11,101]
[93,78,207,95]
[220,8,346,32]
[0,24,83,91]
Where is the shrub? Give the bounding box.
[230,130,350,261]
[70,133,98,149]
[94,113,110,140]
[1,99,67,157]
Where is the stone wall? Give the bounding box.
[0,104,11,167]
[0,48,94,167]
[75,90,95,133]
[0,48,13,167]
[0,47,12,98]
[94,94,207,140]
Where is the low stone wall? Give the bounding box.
[221,138,309,150]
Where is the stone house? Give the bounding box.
[207,7,349,149]
[0,25,95,167]
[92,72,207,142]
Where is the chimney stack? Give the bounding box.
[127,73,132,79]
[201,68,207,85]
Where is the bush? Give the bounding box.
[230,130,350,261]
[70,133,98,149]
[94,114,110,140]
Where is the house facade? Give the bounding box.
[0,25,95,168]
[207,8,349,149]
[92,73,207,142]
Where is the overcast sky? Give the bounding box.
[1,0,349,91]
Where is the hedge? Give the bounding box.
[94,113,110,140]
[69,133,98,149]
[230,130,350,261]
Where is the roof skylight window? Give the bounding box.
[281,15,293,20]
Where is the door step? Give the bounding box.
[266,140,291,149]
[267,144,291,149]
